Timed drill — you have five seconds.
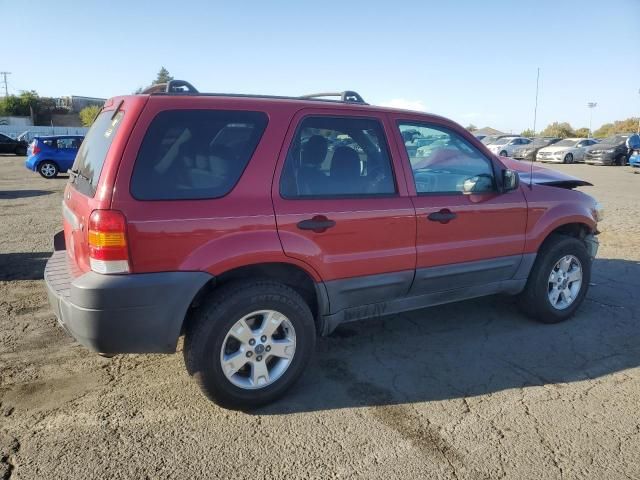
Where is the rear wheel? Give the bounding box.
[518,235,591,323]
[38,161,58,179]
[563,153,573,164]
[617,155,627,166]
[184,280,316,409]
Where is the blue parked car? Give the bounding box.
[25,135,84,178]
[628,133,640,168]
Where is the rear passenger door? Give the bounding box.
[55,137,77,170]
[272,110,416,313]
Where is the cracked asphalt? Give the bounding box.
[1,154,639,479]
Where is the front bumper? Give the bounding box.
[584,153,615,165]
[585,234,599,259]
[45,247,212,354]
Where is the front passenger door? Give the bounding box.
[393,119,528,296]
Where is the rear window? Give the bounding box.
[71,110,124,196]
[130,110,268,200]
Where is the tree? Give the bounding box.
[79,104,102,127]
[574,127,590,137]
[539,122,574,138]
[465,124,477,132]
[593,117,640,138]
[153,67,173,85]
[521,128,535,137]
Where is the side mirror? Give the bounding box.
[502,169,519,192]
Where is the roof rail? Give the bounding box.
[140,81,368,105]
[140,80,199,95]
[300,91,367,104]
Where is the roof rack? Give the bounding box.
[140,80,199,94]
[141,80,367,104]
[299,91,367,104]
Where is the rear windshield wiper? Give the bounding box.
[69,168,91,184]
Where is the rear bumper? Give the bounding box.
[45,248,212,354]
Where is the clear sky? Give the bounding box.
[3,0,639,133]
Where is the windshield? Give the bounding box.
[532,138,557,146]
[598,135,627,145]
[554,139,577,147]
[494,137,515,146]
[481,136,498,145]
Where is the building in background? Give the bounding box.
[55,95,105,113]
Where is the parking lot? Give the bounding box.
[1,154,639,479]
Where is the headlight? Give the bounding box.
[554,151,565,155]
[603,149,615,153]
[594,201,604,222]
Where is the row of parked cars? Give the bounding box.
[477,133,639,166]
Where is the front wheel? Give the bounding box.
[38,161,58,179]
[499,150,508,157]
[518,235,592,323]
[184,280,316,409]
[563,153,573,164]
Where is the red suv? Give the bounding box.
[45,81,602,409]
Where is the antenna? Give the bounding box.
[530,67,540,190]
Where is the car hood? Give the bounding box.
[538,145,574,153]
[499,157,592,188]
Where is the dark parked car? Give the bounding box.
[512,137,561,161]
[0,133,28,155]
[45,80,602,409]
[584,134,632,166]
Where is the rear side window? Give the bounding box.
[71,110,125,196]
[280,116,396,198]
[131,110,268,200]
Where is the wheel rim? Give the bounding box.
[565,154,572,163]
[547,255,583,310]
[220,310,296,390]
[41,164,56,177]
[500,151,507,157]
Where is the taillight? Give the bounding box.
[88,210,130,274]
[32,142,41,155]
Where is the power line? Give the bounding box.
[0,72,10,97]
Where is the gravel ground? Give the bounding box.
[1,154,639,479]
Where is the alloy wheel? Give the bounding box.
[547,255,583,310]
[220,310,296,389]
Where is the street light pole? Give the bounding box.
[587,102,597,138]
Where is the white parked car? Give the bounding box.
[536,138,599,164]
[486,136,532,157]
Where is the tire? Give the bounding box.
[617,155,626,166]
[563,153,573,164]
[499,150,508,157]
[184,280,316,409]
[15,146,26,156]
[518,235,591,324]
[38,161,58,179]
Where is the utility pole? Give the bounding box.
[587,102,597,138]
[0,72,10,97]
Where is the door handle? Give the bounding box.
[297,215,336,233]
[427,209,457,224]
